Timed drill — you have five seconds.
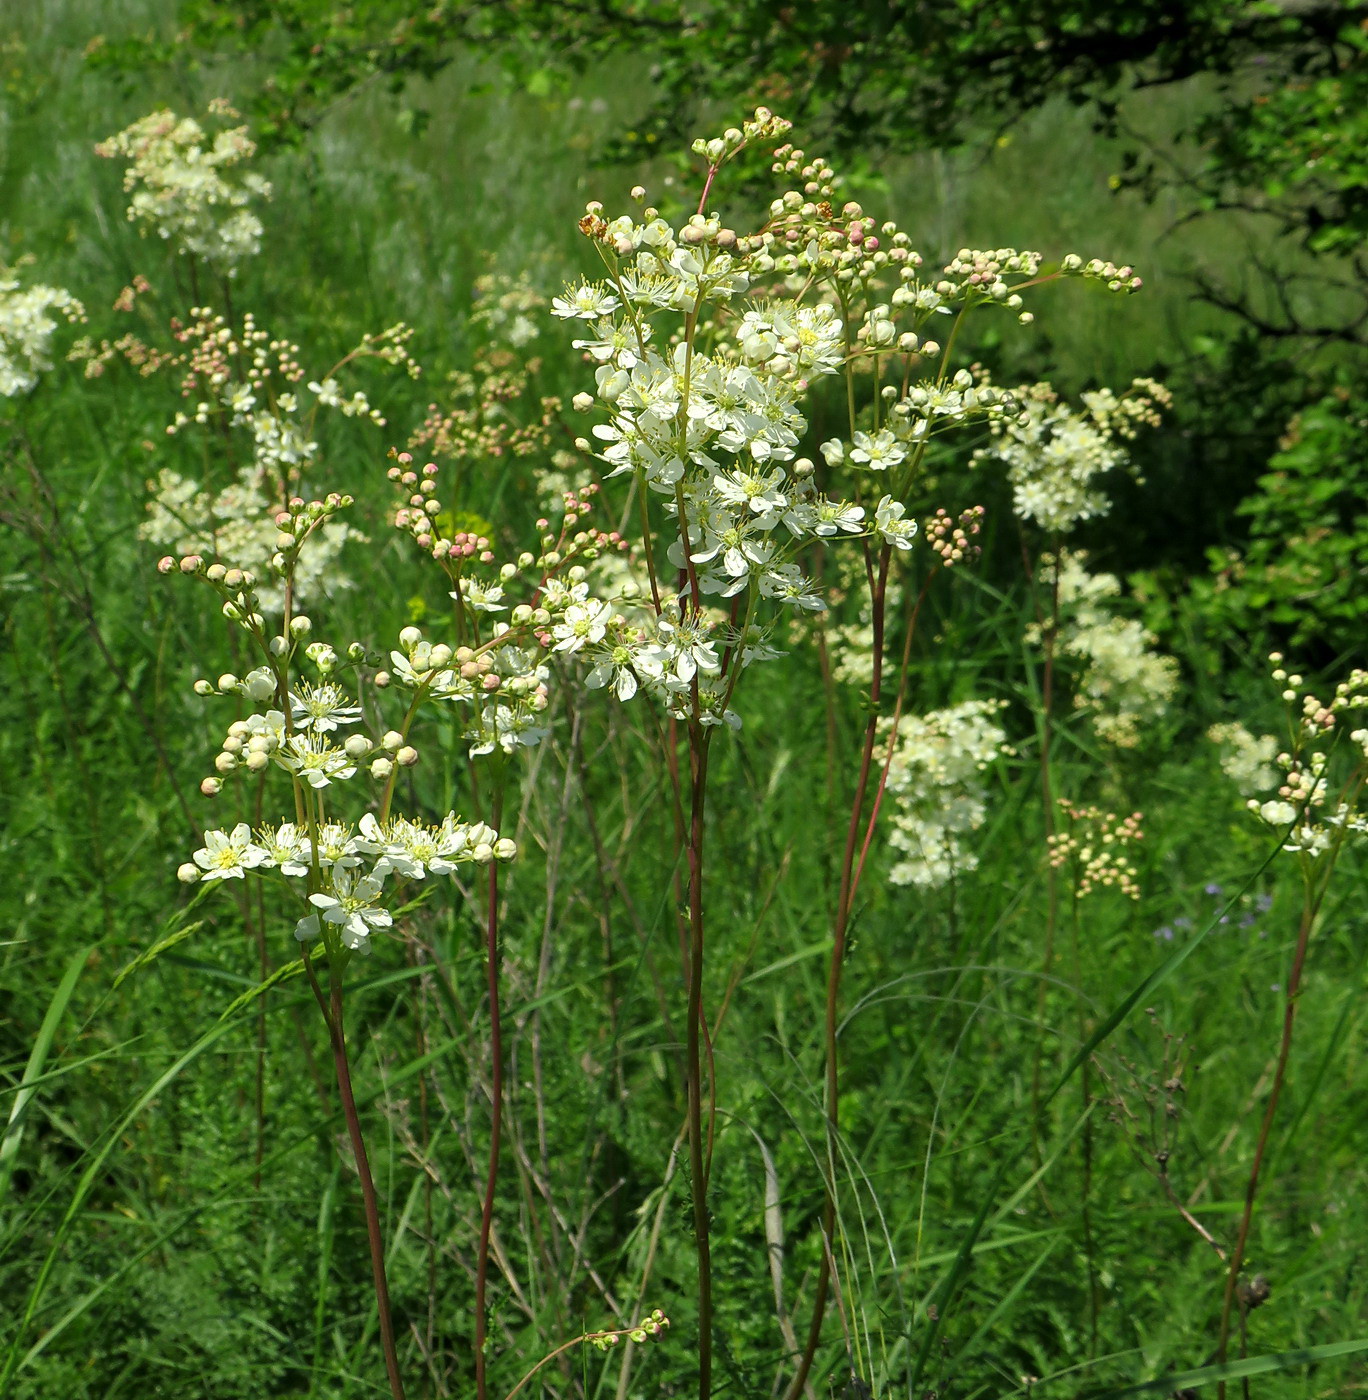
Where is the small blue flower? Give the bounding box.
[1204,882,1223,896]
[1153,925,1175,941]
[1254,894,1273,912]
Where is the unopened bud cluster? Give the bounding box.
[1049,802,1145,899]
[1241,656,1368,856]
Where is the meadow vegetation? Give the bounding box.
[2,4,1366,1400]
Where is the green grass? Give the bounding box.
[2,3,1367,1400]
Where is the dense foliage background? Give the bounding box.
[2,2,1366,1398]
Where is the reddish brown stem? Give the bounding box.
[303,949,407,1400]
[685,720,715,1400]
[1215,891,1319,1397]
[475,833,505,1400]
[785,546,891,1400]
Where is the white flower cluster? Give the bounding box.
[141,466,359,611]
[1048,802,1144,899]
[165,503,516,955]
[880,700,1011,888]
[470,269,546,349]
[1044,550,1179,747]
[543,111,1142,727]
[96,102,272,273]
[1243,658,1368,857]
[976,378,1169,533]
[1208,722,1280,796]
[187,812,510,951]
[139,309,418,607]
[0,267,85,396]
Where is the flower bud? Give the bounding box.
[177,862,201,884]
[370,756,393,780]
[244,670,276,702]
[244,750,269,772]
[572,392,594,412]
[200,777,222,797]
[344,734,371,759]
[382,730,404,752]
[399,625,422,649]
[217,673,239,693]
[396,745,419,767]
[289,614,312,637]
[194,679,214,696]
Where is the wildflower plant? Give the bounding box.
[878,700,1012,888]
[133,101,1155,1400]
[1212,657,1368,1374]
[1036,549,1180,747]
[162,497,520,1400]
[538,107,1145,1400]
[0,262,85,399]
[95,100,272,275]
[975,375,1170,535]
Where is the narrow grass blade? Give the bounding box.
[1071,1335,1368,1396]
[0,946,90,1213]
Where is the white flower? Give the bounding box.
[712,466,788,517]
[873,496,918,551]
[849,430,906,472]
[1257,799,1298,827]
[551,282,622,320]
[758,563,824,611]
[354,812,492,878]
[586,636,660,702]
[551,599,614,653]
[807,498,865,537]
[301,866,391,951]
[881,702,1011,888]
[277,734,358,788]
[290,680,363,732]
[653,605,721,682]
[256,822,311,877]
[312,822,360,871]
[191,824,268,881]
[1209,723,1279,797]
[454,579,506,613]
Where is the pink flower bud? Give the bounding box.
[157,556,175,574]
